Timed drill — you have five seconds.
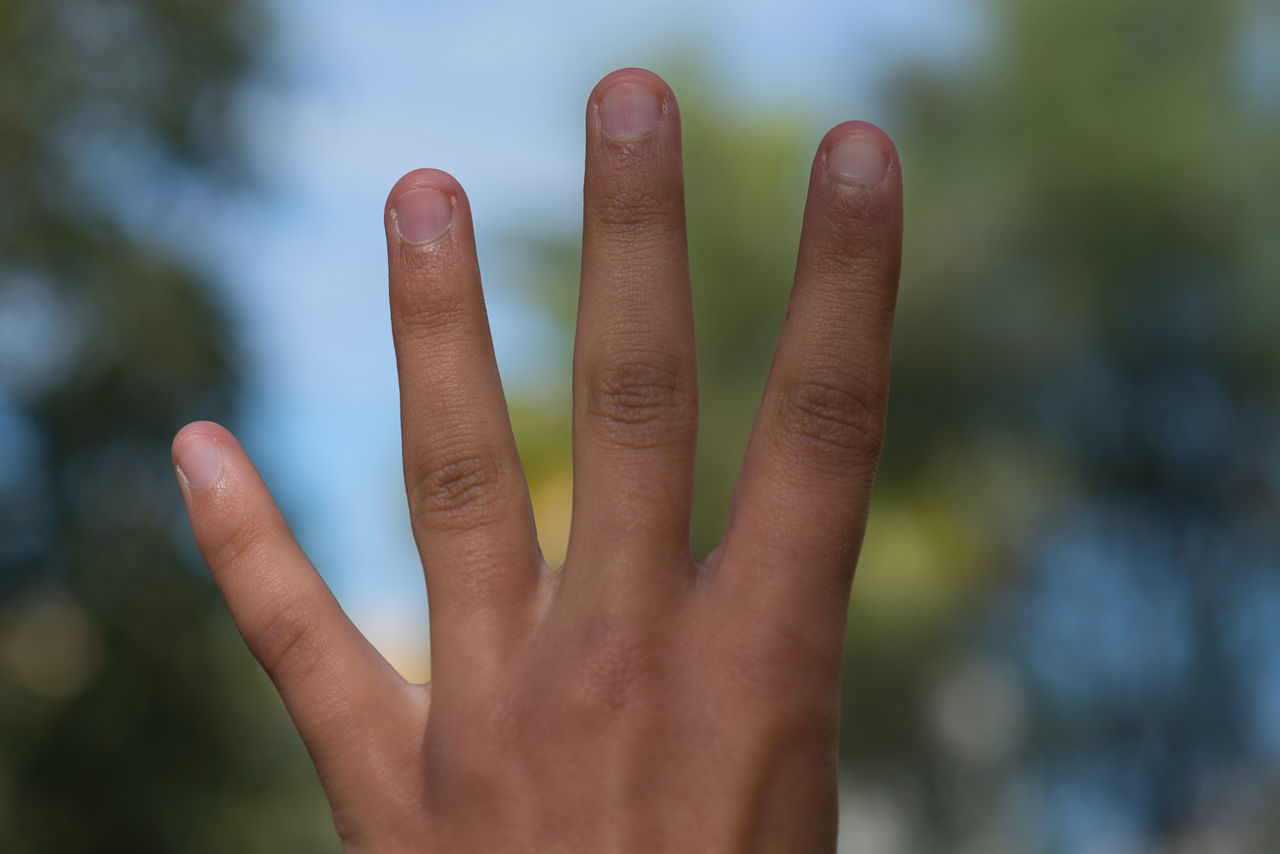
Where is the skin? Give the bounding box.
[172,68,903,853]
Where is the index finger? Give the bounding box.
[714,122,902,626]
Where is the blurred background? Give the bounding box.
[3,0,1279,850]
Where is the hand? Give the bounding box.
[173,68,902,852]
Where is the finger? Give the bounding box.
[567,68,698,588]
[172,422,417,775]
[386,170,541,674]
[717,123,902,623]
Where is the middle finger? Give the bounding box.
[566,68,698,594]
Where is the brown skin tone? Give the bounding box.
[173,68,902,852]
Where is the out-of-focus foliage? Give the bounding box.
[879,0,1280,849]
[0,2,331,850]
[514,0,1280,850]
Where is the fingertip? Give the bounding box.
[385,169,469,250]
[587,68,681,144]
[819,121,898,160]
[173,419,233,447]
[815,122,900,193]
[385,168,466,215]
[173,421,233,492]
[588,67,677,107]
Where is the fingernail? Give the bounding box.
[827,135,889,190]
[394,188,454,245]
[600,81,662,140]
[175,435,223,491]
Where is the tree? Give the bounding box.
[885,0,1280,848]
[0,2,331,849]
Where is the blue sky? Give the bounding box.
[201,0,981,676]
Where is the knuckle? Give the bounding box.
[814,249,888,287]
[424,717,509,806]
[592,184,681,232]
[408,445,509,527]
[254,597,322,679]
[774,376,887,463]
[721,628,840,734]
[203,515,270,577]
[805,222,899,297]
[391,280,471,337]
[585,356,694,449]
[563,616,648,722]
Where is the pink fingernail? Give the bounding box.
[394,188,454,245]
[175,435,224,491]
[827,135,889,190]
[600,81,662,140]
